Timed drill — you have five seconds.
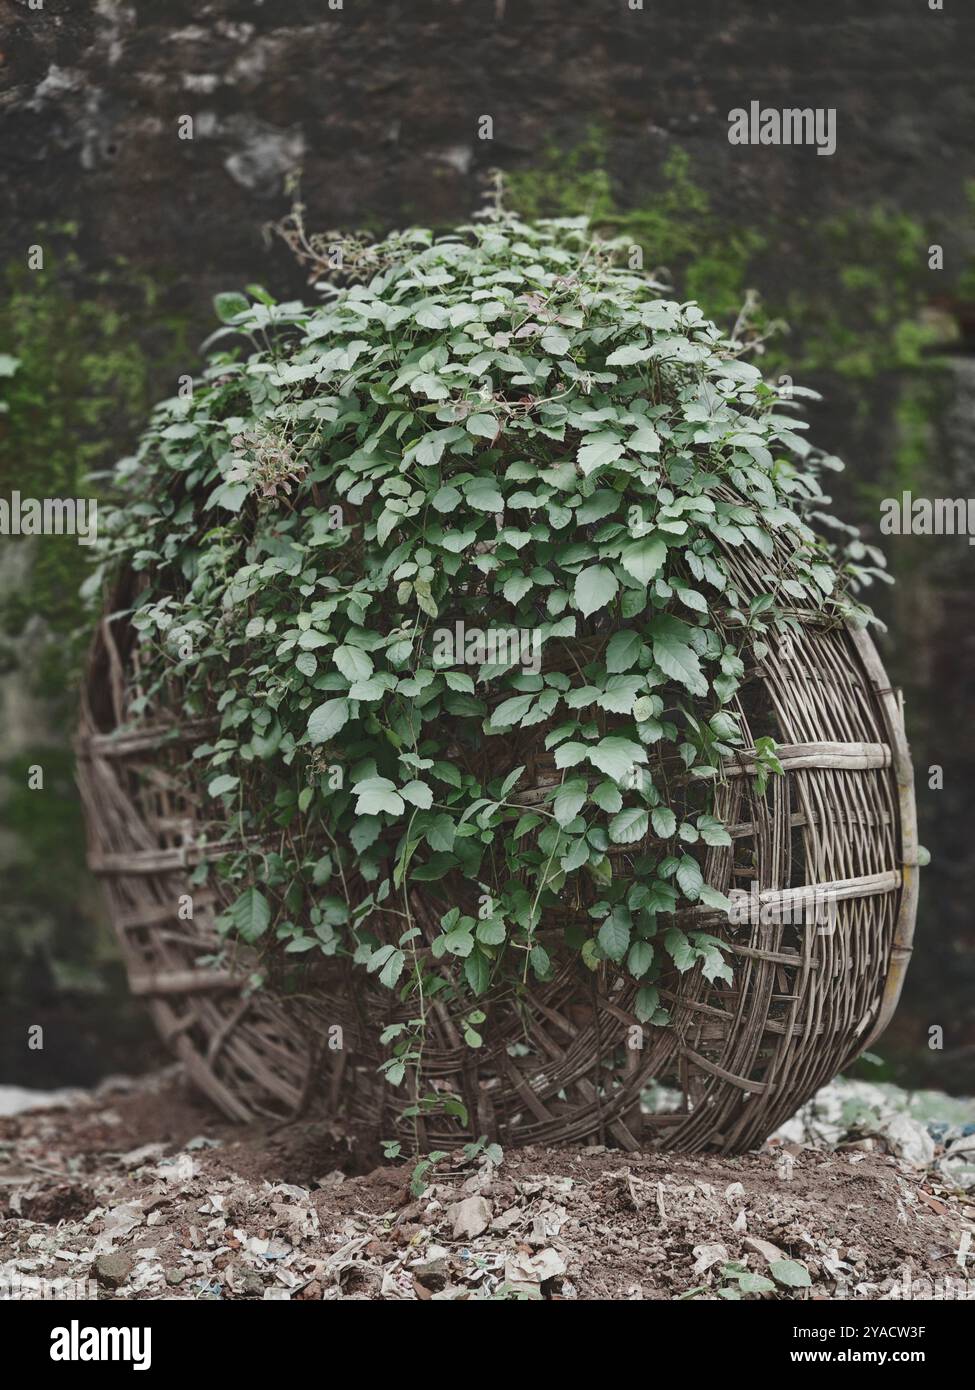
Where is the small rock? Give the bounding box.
[504,1246,566,1288]
[531,1247,567,1282]
[395,1199,426,1223]
[94,1252,133,1288]
[883,1114,935,1167]
[691,1242,728,1275]
[410,1244,449,1280]
[165,1268,186,1286]
[450,1194,492,1240]
[744,1235,786,1265]
[185,1135,222,1151]
[492,1206,524,1232]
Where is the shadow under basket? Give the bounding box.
[76,583,918,1155]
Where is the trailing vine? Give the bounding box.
[92,214,886,1110]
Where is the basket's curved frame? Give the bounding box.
[76,581,918,1153]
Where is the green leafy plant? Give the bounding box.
[389,1135,503,1196]
[93,213,882,1116]
[683,1257,812,1300]
[409,1149,449,1198]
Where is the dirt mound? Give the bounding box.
[1,1070,973,1301]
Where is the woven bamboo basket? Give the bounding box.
[76,535,918,1154]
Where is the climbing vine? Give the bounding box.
[93,214,884,1086]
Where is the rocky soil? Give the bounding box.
[1,1069,974,1301]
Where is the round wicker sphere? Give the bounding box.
[77,220,918,1153]
[79,548,917,1153]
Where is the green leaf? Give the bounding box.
[697,944,733,985]
[627,940,653,979]
[540,329,570,356]
[609,807,649,844]
[575,490,619,524]
[620,535,667,585]
[490,693,535,728]
[673,580,707,613]
[412,373,450,401]
[443,929,475,957]
[424,815,456,853]
[587,736,646,782]
[354,776,405,817]
[629,422,660,453]
[604,629,642,673]
[476,917,506,946]
[595,675,642,715]
[651,805,677,838]
[597,910,630,962]
[574,564,619,618]
[464,950,491,993]
[651,627,706,697]
[698,815,732,847]
[553,777,588,827]
[530,943,551,978]
[443,670,474,693]
[400,780,433,809]
[736,1272,776,1295]
[214,291,249,322]
[664,928,696,973]
[699,884,733,912]
[230,887,271,943]
[553,741,588,770]
[503,574,533,604]
[577,432,624,475]
[676,855,704,900]
[466,483,504,512]
[307,698,350,744]
[466,413,498,439]
[499,765,526,796]
[380,948,406,988]
[432,485,461,512]
[349,677,385,701]
[770,1260,812,1289]
[334,644,373,683]
[513,811,541,838]
[350,816,382,854]
[376,508,399,545]
[207,773,239,798]
[591,780,623,813]
[560,835,589,871]
[634,985,659,1022]
[606,342,651,366]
